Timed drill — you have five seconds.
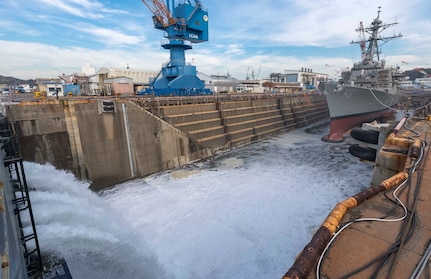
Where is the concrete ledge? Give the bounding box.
[218,100,253,110]
[225,115,283,132]
[254,121,285,134]
[175,118,223,132]
[160,103,217,115]
[228,128,254,140]
[167,110,220,124]
[188,126,225,140]
[220,104,279,117]
[197,134,228,148]
[223,110,281,124]
[255,126,286,138]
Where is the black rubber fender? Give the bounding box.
[102,101,114,106]
[350,128,379,144]
[349,144,377,161]
[103,106,115,111]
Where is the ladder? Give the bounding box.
[0,117,43,278]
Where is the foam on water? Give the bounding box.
[24,123,372,279]
[24,164,167,279]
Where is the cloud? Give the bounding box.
[36,0,92,18]
[35,0,128,19]
[0,40,166,79]
[224,44,245,55]
[1,0,431,80]
[71,24,146,46]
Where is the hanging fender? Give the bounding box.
[349,144,377,161]
[350,127,379,144]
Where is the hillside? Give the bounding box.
[0,75,36,87]
[403,68,431,81]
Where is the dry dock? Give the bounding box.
[283,106,431,278]
[4,93,328,190]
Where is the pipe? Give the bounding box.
[409,240,431,279]
[2,254,9,279]
[385,116,411,147]
[411,139,422,159]
[282,172,408,279]
[393,116,407,134]
[283,122,422,279]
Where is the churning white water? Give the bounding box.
[24,123,372,279]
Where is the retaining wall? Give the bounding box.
[152,94,329,149]
[6,94,328,190]
[7,100,211,190]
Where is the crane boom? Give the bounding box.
[141,0,175,27]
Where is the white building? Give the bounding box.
[235,79,270,93]
[97,67,158,85]
[81,61,97,76]
[96,67,158,95]
[267,68,328,93]
[197,72,239,94]
[414,77,431,88]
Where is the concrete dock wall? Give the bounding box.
[154,94,328,149]
[7,100,212,190]
[6,94,328,190]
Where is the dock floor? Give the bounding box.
[318,118,431,278]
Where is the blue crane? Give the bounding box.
[139,0,212,96]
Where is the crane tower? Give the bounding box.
[140,0,212,96]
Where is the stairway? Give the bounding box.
[134,95,329,151]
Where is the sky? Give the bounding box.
[1,0,430,80]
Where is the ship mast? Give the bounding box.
[351,7,402,65]
[357,21,366,60]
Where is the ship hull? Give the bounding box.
[322,84,398,142]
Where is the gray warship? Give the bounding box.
[322,7,404,142]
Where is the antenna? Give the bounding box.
[357,21,366,60]
[256,65,262,80]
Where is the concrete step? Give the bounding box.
[197,133,227,148]
[220,104,279,117]
[225,115,283,132]
[228,127,254,140]
[223,109,281,124]
[188,125,225,140]
[226,134,255,148]
[160,103,217,115]
[174,118,223,132]
[166,110,220,124]
[255,126,286,138]
[253,120,285,134]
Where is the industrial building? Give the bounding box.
[266,68,328,93]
